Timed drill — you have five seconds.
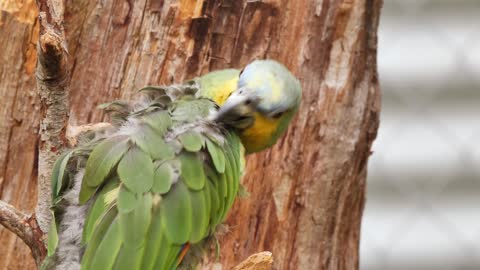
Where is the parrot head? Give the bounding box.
[214,60,302,154]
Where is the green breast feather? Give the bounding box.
[47,81,244,270]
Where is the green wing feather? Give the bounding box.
[88,219,122,270]
[161,180,193,244]
[179,152,206,191]
[80,206,118,270]
[51,150,73,199]
[82,178,119,244]
[47,212,59,256]
[152,162,174,194]
[117,147,154,193]
[48,77,244,270]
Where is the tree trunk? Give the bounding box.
[0,0,381,269]
[0,1,41,268]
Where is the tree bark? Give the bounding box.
[0,0,381,269]
[0,1,41,268]
[36,0,70,234]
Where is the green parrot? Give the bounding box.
[44,60,301,270]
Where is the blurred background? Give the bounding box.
[360,0,480,269]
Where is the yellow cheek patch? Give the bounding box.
[211,77,238,106]
[240,112,280,153]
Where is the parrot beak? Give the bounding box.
[212,88,258,129]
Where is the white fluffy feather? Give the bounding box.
[53,169,88,270]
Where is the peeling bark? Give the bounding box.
[0,200,46,267]
[36,0,70,233]
[0,0,382,269]
[0,1,40,268]
[232,252,273,270]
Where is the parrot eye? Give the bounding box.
[271,111,284,119]
[245,99,252,105]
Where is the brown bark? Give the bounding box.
[0,201,46,267]
[0,0,381,269]
[232,252,273,270]
[36,0,70,233]
[0,0,41,268]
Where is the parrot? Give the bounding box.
[44,59,302,270]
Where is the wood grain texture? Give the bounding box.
[0,1,40,268]
[0,200,45,267]
[0,0,381,269]
[36,0,70,233]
